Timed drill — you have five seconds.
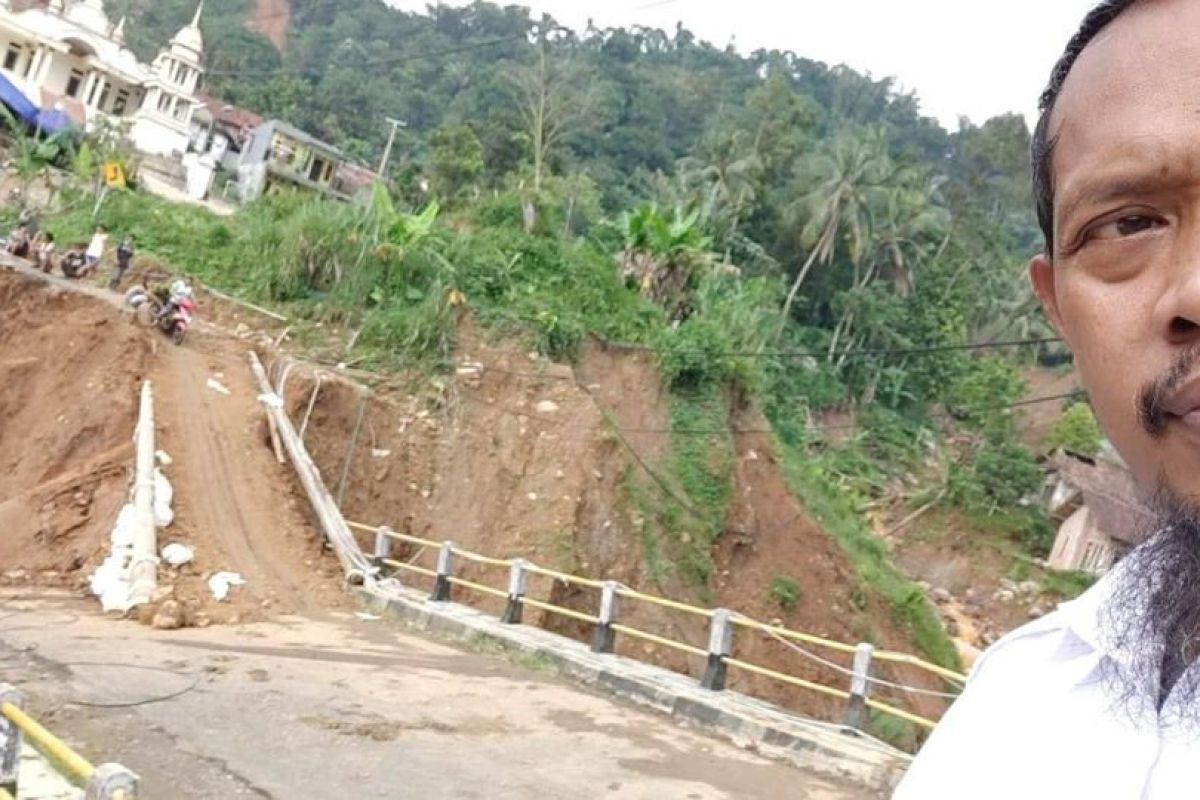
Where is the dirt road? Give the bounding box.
[152,333,339,617]
[1,591,874,800]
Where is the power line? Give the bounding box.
[601,336,1063,361]
[457,382,1086,438]
[207,34,529,79]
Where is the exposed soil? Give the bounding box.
[0,272,149,582]
[247,0,290,51]
[0,263,342,624]
[0,258,950,731]
[283,320,949,727]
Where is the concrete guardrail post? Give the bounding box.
[501,559,528,624]
[431,541,454,602]
[85,762,140,800]
[700,609,733,691]
[842,642,875,730]
[372,526,393,569]
[591,581,620,654]
[0,684,23,796]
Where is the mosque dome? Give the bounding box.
[169,2,205,61]
[65,0,111,36]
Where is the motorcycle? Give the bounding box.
[125,287,196,346]
[59,249,89,278]
[157,296,195,345]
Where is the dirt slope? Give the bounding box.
[285,321,948,726]
[247,0,290,50]
[0,272,149,580]
[0,266,337,620]
[153,330,337,618]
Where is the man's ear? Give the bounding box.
[1030,253,1067,340]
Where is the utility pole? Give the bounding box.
[377,117,407,178]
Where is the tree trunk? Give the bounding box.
[777,217,835,338]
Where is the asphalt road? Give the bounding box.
[0,590,874,800]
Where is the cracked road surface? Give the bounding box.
[0,591,875,800]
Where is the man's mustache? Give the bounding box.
[1139,345,1200,437]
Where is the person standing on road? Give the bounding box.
[34,231,54,273]
[83,224,107,276]
[109,234,135,290]
[896,1,1200,797]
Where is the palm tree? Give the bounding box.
[679,129,763,249]
[778,128,891,335]
[867,175,950,298]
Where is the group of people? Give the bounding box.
[6,212,135,290]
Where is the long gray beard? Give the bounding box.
[1101,491,1200,728]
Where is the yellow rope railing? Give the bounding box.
[866,698,939,730]
[724,658,852,702]
[615,586,715,619]
[381,559,438,580]
[348,520,440,549]
[610,624,709,659]
[731,615,860,656]
[524,563,606,590]
[521,597,599,625]
[450,547,512,569]
[445,575,510,600]
[871,650,967,685]
[1,701,95,786]
[353,515,968,734]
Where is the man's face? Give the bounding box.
[1032,0,1200,501]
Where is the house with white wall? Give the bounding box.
[0,0,205,157]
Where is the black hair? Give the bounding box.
[1032,0,1139,255]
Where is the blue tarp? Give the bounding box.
[0,72,74,137]
[0,71,38,126]
[33,107,72,136]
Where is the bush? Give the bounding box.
[950,440,1044,516]
[770,576,801,610]
[1045,402,1102,457]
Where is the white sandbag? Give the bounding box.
[88,503,137,612]
[153,468,174,528]
[208,571,245,601]
[161,543,194,567]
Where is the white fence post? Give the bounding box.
[591,581,620,654]
[431,541,454,602]
[0,684,23,796]
[501,559,528,624]
[85,762,140,799]
[372,526,393,569]
[843,642,875,730]
[701,609,734,691]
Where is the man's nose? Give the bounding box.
[1159,225,1200,346]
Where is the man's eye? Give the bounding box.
[1091,214,1163,240]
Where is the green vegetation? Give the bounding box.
[770,576,801,611]
[776,445,960,670]
[1046,402,1103,457]
[0,1,1074,670]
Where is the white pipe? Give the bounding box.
[127,380,157,607]
[247,352,372,580]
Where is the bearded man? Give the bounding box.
[896,1,1200,797]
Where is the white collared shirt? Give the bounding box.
[894,572,1200,799]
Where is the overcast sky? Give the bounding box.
[387,0,1098,131]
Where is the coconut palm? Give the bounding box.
[778,127,892,334]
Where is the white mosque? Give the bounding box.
[0,0,205,157]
